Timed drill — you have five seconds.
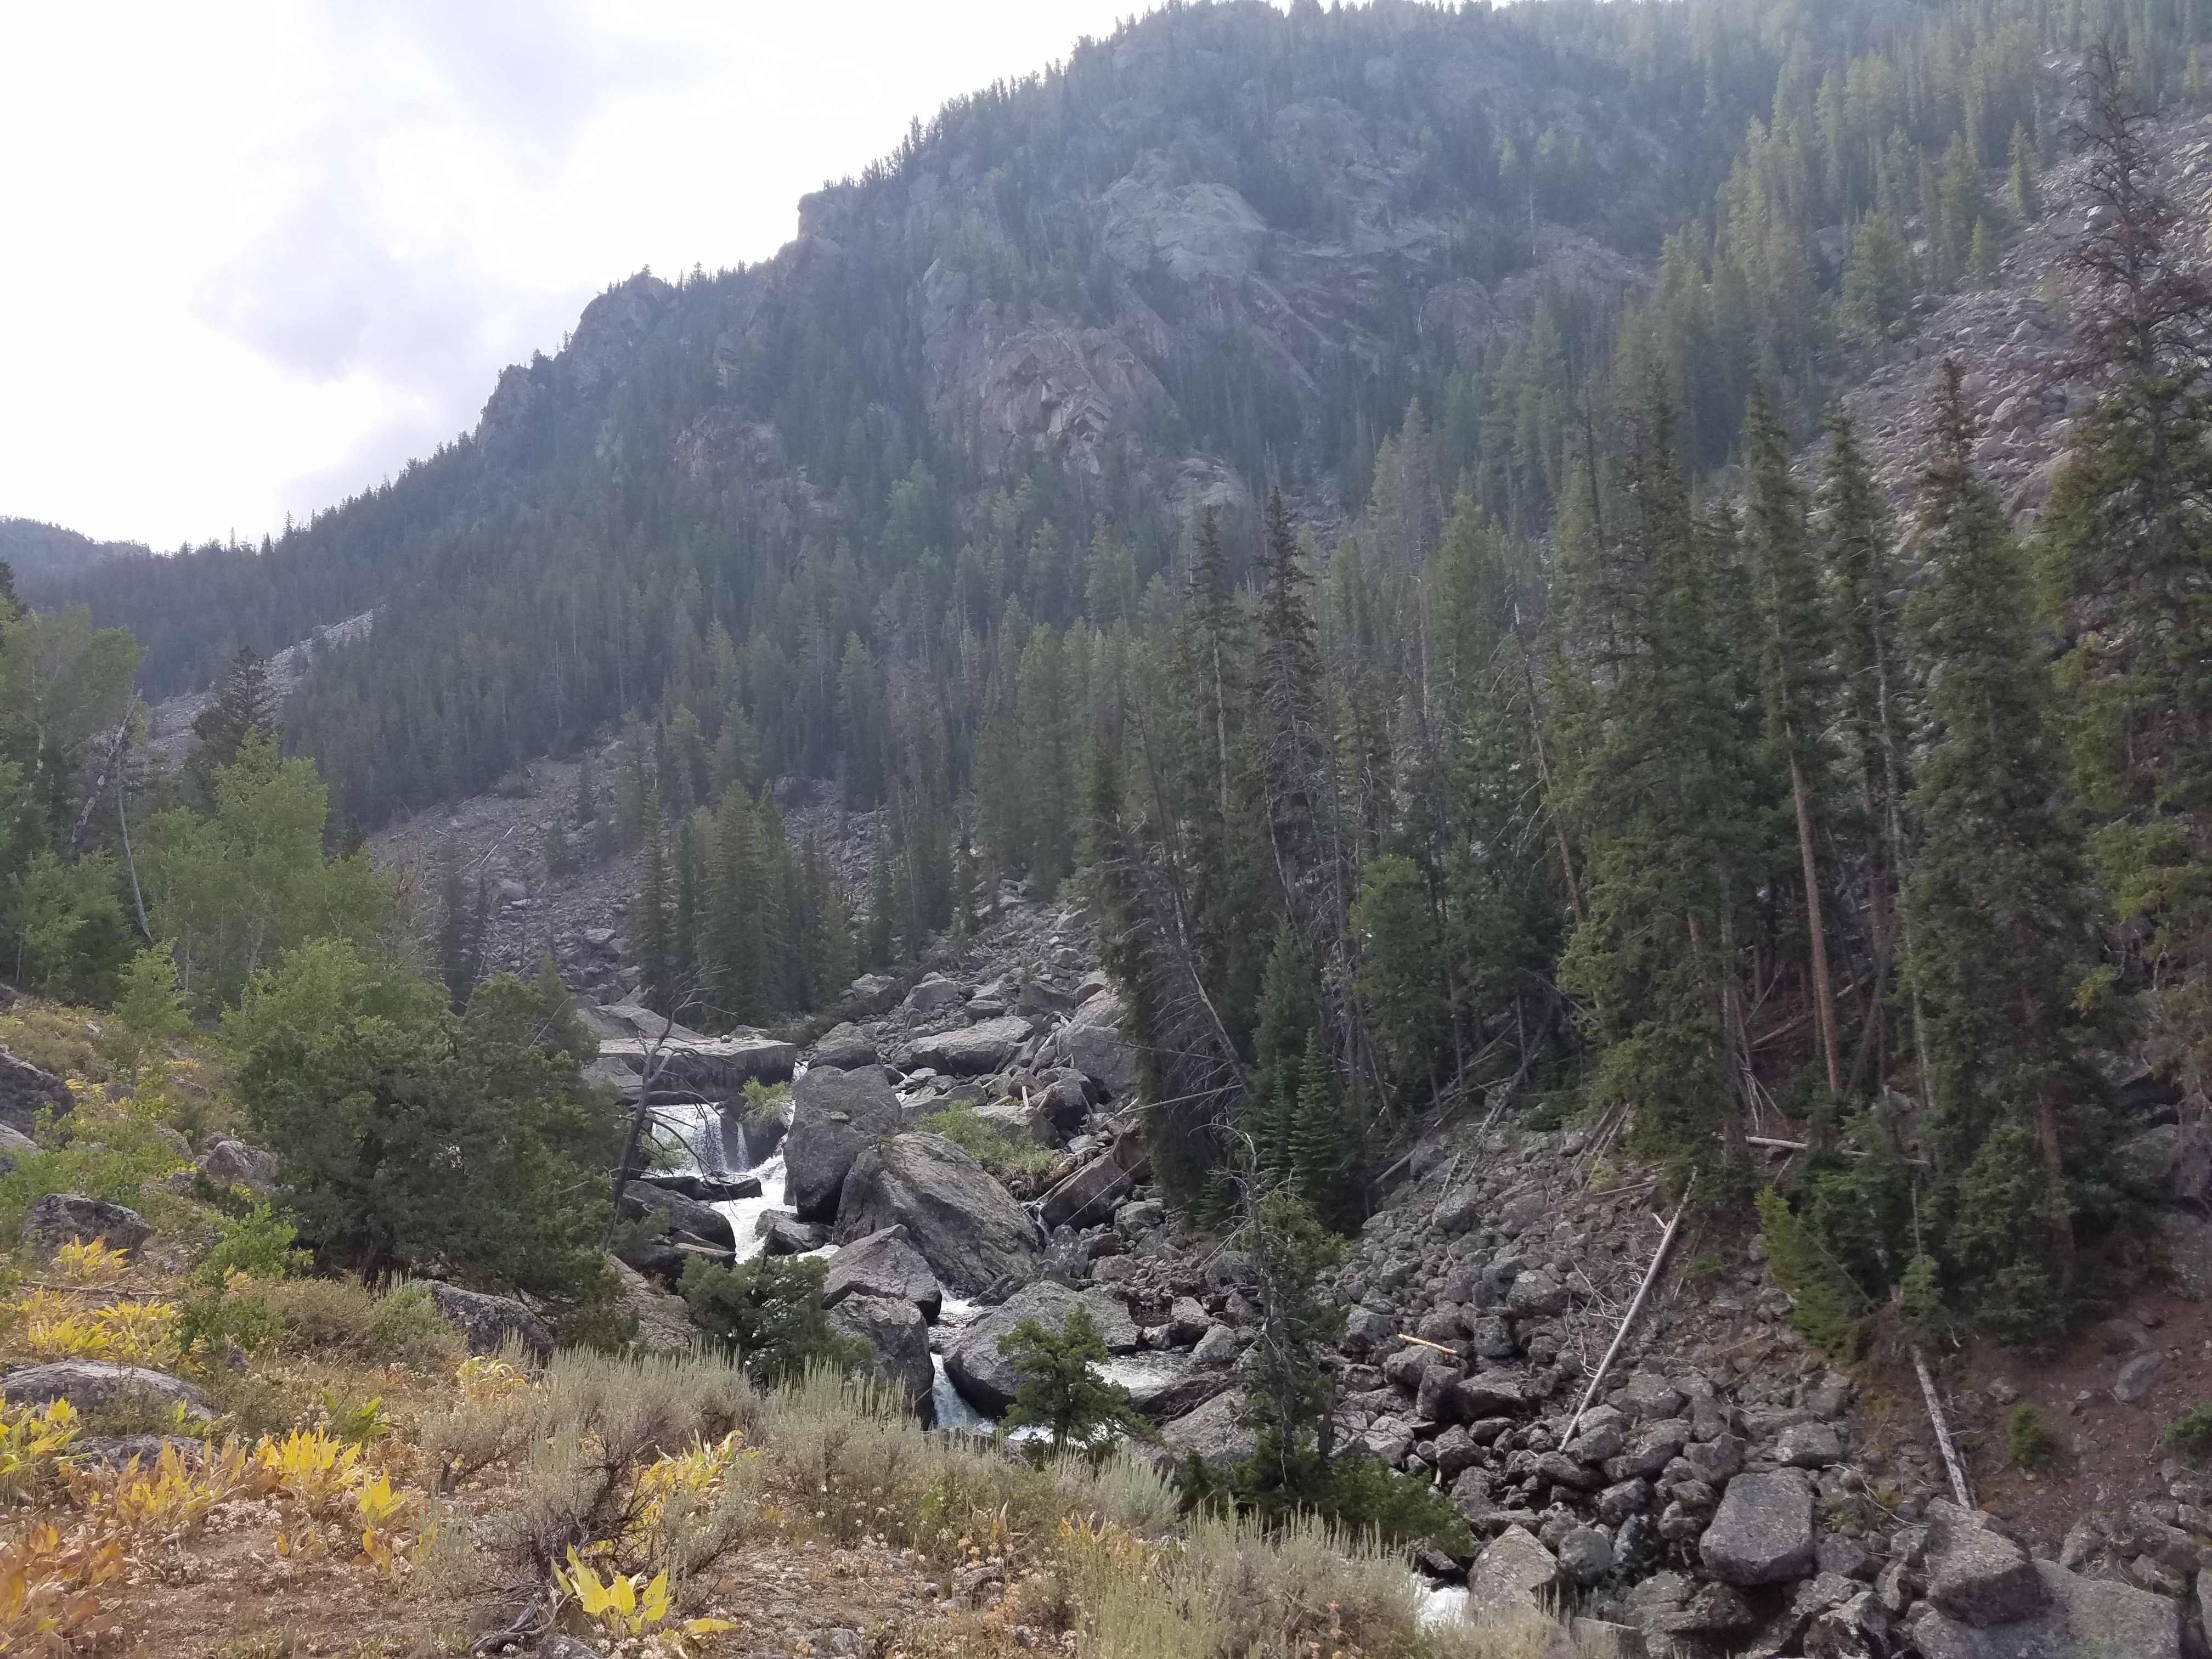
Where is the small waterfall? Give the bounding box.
[695,1108,729,1175]
[732,1121,752,1172]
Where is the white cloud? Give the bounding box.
[0,0,1184,549]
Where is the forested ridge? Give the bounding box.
[14,0,2212,1357]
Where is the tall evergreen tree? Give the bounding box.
[1905,360,2101,1346]
[1745,383,1843,1098]
[189,647,278,800]
[631,797,674,1013]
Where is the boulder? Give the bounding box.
[2113,1351,2166,1404]
[594,1033,797,1092]
[783,1064,903,1222]
[899,977,966,1017]
[1158,1389,1254,1467]
[906,1017,1032,1077]
[0,1051,70,1137]
[1464,1526,1562,1621]
[833,1133,1042,1294]
[944,1281,1138,1413]
[635,1171,761,1203]
[608,1257,696,1350]
[1097,1352,1230,1421]
[827,1294,934,1415]
[973,1098,1053,1148]
[197,1139,277,1192]
[1912,1559,2179,1659]
[822,1226,942,1321]
[427,1284,555,1359]
[810,1024,881,1071]
[617,1181,736,1252]
[21,1194,150,1260]
[0,1123,34,1176]
[1775,1419,1842,1466]
[1056,994,1138,1099]
[1039,1135,1151,1232]
[1699,1469,1815,1586]
[1925,1500,2046,1627]
[760,1215,830,1255]
[3,1361,212,1421]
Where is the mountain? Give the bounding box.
[22,0,2087,823]
[0,518,149,584]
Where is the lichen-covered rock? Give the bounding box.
[1054,994,1138,1099]
[1913,1558,2179,1659]
[1158,1389,1254,1467]
[196,1138,278,1193]
[0,1051,70,1137]
[1699,1469,1815,1586]
[833,1133,1041,1294]
[1923,1499,2046,1627]
[822,1225,942,1321]
[827,1294,934,1414]
[608,1257,696,1349]
[783,1064,903,1222]
[21,1194,150,1260]
[2,1361,212,1420]
[1463,1526,1561,1621]
[426,1283,555,1359]
[906,1016,1032,1077]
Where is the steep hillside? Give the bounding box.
[22,0,2083,825]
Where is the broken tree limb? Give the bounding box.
[1565,1172,1694,1440]
[1913,1344,1974,1509]
[1746,1135,1812,1151]
[1394,1335,1460,1357]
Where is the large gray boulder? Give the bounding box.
[617,1180,735,1252]
[810,1024,880,1071]
[594,1032,797,1092]
[827,1294,934,1416]
[427,1284,555,1359]
[1914,1559,2179,1659]
[822,1225,942,1321]
[1157,1389,1255,1467]
[3,1361,211,1421]
[1464,1526,1563,1622]
[1925,1499,2046,1627]
[783,1065,902,1222]
[0,1124,35,1176]
[1054,994,1138,1100]
[1039,1133,1151,1231]
[0,1051,70,1137]
[608,1257,696,1350]
[943,1280,1138,1413]
[21,1194,150,1260]
[1097,1352,1231,1421]
[906,1017,1031,1077]
[198,1138,278,1193]
[1699,1469,1815,1586]
[832,1133,1041,1294]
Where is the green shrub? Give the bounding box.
[917,1099,1056,1191]
[2164,1404,2212,1459]
[1000,1303,1145,1464]
[679,1255,867,1386]
[194,1201,313,1284]
[1756,1187,1870,1358]
[2006,1404,2056,1470]
[0,1110,189,1237]
[1522,1095,1575,1132]
[256,1276,461,1367]
[172,1285,285,1365]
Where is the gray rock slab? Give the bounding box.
[832,1133,1042,1295]
[1699,1469,1815,1586]
[2,1361,212,1421]
[783,1064,903,1222]
[822,1224,942,1321]
[827,1294,934,1415]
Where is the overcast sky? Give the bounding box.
[0,1,1183,550]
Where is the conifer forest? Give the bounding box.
[15,0,2212,1369]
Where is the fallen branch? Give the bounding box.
[1395,1335,1460,1357]
[1912,1345,1974,1509]
[1564,1173,1694,1440]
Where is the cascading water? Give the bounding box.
[732,1120,752,1172]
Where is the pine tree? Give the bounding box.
[189,647,278,799]
[1816,412,1914,1097]
[703,784,766,1022]
[1745,383,1843,1098]
[1905,360,2100,1345]
[1289,1030,1343,1205]
[1252,488,1333,930]
[2007,123,2040,225]
[543,816,575,879]
[435,837,486,1012]
[2045,42,2212,1090]
[631,798,673,1012]
[1555,379,1763,1160]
